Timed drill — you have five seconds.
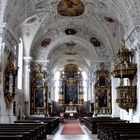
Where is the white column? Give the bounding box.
[89,82,92,100]
[23,57,32,116]
[92,75,96,103]
[0,42,11,123]
[111,75,120,117]
[0,30,16,123]
[17,39,23,90]
[86,86,89,101]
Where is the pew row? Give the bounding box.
[16,117,60,134]
[83,117,125,134]
[97,123,140,140]
[0,123,46,140]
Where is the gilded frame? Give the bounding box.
[3,52,17,108]
[31,64,47,115]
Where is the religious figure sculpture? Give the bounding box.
[119,38,129,52]
[117,38,130,68]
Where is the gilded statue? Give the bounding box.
[4,52,16,108]
[95,63,110,86]
[117,38,130,68]
[35,64,41,72]
[119,38,129,52]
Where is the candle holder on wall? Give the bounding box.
[112,38,137,111]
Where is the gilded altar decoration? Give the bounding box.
[112,38,137,111]
[59,64,83,110]
[4,52,17,108]
[57,0,85,16]
[31,64,48,115]
[41,38,51,48]
[112,38,137,79]
[94,63,112,115]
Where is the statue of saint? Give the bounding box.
[119,38,129,52]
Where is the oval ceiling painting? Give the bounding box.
[90,37,101,47]
[57,0,85,16]
[41,38,51,48]
[65,28,77,35]
[104,16,115,23]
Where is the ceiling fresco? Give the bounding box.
[1,0,140,74]
[57,0,85,16]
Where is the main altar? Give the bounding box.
[65,103,77,119]
[58,64,84,115]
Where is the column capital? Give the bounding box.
[23,57,32,66]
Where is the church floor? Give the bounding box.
[47,119,98,140]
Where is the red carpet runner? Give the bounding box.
[61,122,85,135]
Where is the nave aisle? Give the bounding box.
[47,119,98,140]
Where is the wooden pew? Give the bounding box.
[120,134,140,140]
[0,135,25,140]
[14,121,47,139]
[0,132,31,140]
[97,122,126,139]
[113,130,140,140]
[0,123,45,140]
[97,123,140,140]
[26,117,60,134]
[83,117,123,134]
[0,129,37,140]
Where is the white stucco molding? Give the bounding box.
[23,56,33,66]
[126,26,140,49]
[1,23,20,45]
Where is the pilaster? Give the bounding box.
[23,57,32,116]
[132,45,140,122]
[111,75,120,117]
[125,27,140,122]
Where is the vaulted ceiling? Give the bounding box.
[1,0,140,75]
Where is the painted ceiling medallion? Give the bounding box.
[65,28,77,35]
[41,38,51,48]
[90,37,101,47]
[104,16,115,23]
[26,17,37,24]
[57,0,85,16]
